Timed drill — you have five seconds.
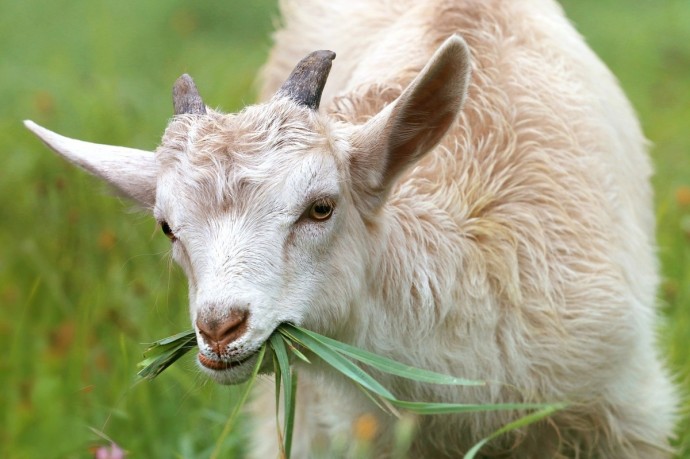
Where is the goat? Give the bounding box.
[25,0,676,457]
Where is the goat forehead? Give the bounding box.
[167,151,339,208]
[160,108,308,156]
[158,101,339,171]
[155,108,343,218]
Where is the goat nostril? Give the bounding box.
[196,309,250,351]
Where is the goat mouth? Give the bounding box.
[197,352,254,371]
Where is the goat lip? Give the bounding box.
[197,352,253,371]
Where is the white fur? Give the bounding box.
[25,0,676,457]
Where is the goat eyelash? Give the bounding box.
[160,221,177,241]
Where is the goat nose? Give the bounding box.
[196,309,250,354]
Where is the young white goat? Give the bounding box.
[25,0,676,457]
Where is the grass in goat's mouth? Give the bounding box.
[138,324,564,459]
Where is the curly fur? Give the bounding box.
[250,0,677,457]
[26,0,678,457]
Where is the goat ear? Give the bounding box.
[24,120,158,209]
[350,35,471,211]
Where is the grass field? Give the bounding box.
[1,1,688,457]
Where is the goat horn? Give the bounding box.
[277,50,336,110]
[173,74,207,115]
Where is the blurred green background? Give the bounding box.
[1,1,688,457]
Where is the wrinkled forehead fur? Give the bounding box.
[156,98,348,217]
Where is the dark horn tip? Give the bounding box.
[173,73,207,115]
[314,50,336,61]
[277,49,336,110]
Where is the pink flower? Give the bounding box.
[94,443,126,459]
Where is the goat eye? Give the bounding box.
[308,199,334,221]
[160,221,176,241]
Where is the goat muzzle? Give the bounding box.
[196,309,250,356]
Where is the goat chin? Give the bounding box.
[26,0,677,457]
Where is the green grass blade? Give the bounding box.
[390,400,561,415]
[279,326,395,400]
[136,331,198,380]
[269,333,296,458]
[288,345,311,364]
[271,346,283,452]
[210,345,267,459]
[283,324,484,387]
[285,370,298,457]
[135,325,564,459]
[136,346,194,380]
[282,335,311,364]
[150,329,196,347]
[463,403,566,459]
[353,380,398,416]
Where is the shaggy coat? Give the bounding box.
[250,1,676,457]
[25,0,677,457]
